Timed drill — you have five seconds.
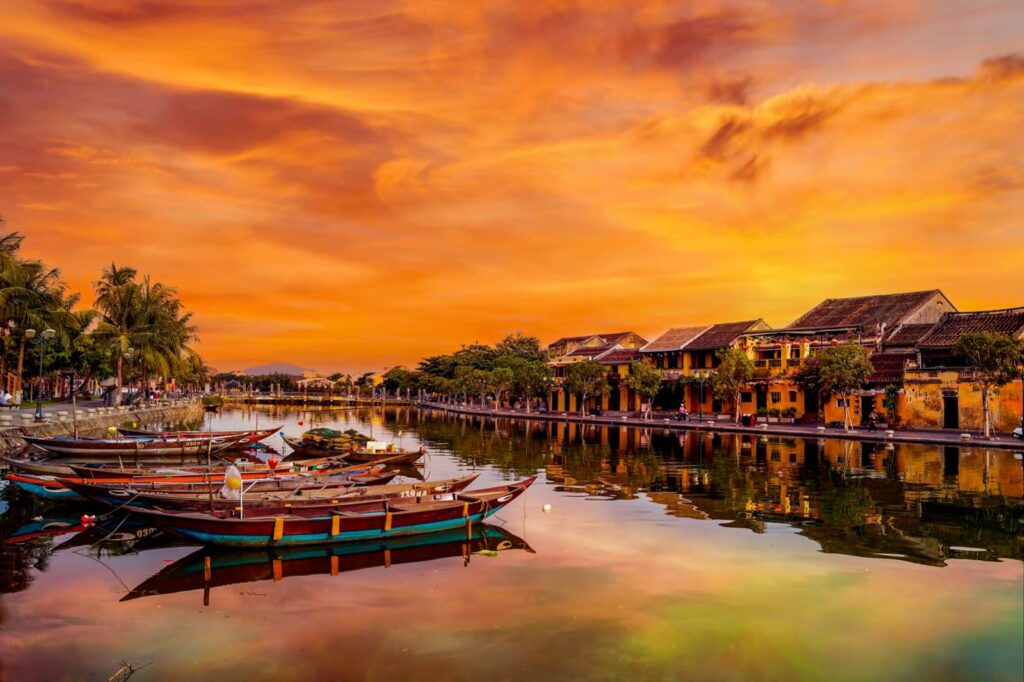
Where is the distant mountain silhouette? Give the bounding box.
[242,362,312,376]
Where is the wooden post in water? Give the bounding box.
[68,371,79,438]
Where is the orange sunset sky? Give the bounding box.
[1,1,1022,374]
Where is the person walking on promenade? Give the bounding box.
[866,409,878,432]
[676,403,689,421]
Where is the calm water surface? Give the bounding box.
[1,407,1022,681]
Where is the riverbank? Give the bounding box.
[0,399,204,454]
[420,401,1024,451]
[225,395,412,407]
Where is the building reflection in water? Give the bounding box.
[414,409,1023,567]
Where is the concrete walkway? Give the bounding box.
[419,402,1024,451]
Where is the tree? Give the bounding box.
[495,333,547,362]
[507,358,551,413]
[817,345,874,431]
[0,242,78,401]
[711,348,754,424]
[953,331,1024,438]
[563,359,609,416]
[883,384,901,426]
[381,367,415,396]
[92,262,141,392]
[795,356,824,422]
[490,366,514,409]
[625,359,662,420]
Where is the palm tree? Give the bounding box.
[93,265,198,398]
[0,246,78,402]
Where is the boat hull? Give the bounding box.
[130,477,535,547]
[283,436,423,463]
[22,436,235,459]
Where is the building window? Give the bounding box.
[788,391,797,402]
[771,392,781,403]
[836,398,848,408]
[741,392,752,403]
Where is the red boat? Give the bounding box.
[63,473,481,513]
[129,476,537,547]
[118,426,282,447]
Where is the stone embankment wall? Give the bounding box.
[0,400,204,454]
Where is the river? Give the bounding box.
[1,406,1022,681]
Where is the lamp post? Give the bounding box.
[693,369,710,423]
[28,328,56,422]
[124,347,135,405]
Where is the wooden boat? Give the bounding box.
[283,435,424,463]
[118,426,282,447]
[60,470,401,508]
[2,456,78,477]
[22,435,237,459]
[122,524,533,603]
[128,476,537,547]
[64,474,480,514]
[3,459,387,501]
[63,455,356,481]
[4,472,88,501]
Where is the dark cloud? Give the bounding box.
[978,53,1024,81]
[619,11,755,72]
[706,76,753,105]
[763,98,839,140]
[700,118,749,161]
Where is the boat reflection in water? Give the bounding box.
[124,524,532,606]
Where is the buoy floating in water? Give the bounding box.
[542,504,552,513]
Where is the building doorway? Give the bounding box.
[860,396,875,425]
[608,387,621,411]
[942,394,959,429]
[755,384,768,412]
[802,388,820,422]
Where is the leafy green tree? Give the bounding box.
[461,367,493,407]
[0,238,78,401]
[507,358,551,413]
[453,344,500,372]
[495,333,547,362]
[490,366,514,408]
[381,367,416,396]
[625,359,662,419]
[817,345,874,431]
[563,359,609,416]
[711,348,754,424]
[883,384,901,426]
[795,355,824,421]
[953,331,1024,438]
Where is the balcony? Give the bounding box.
[786,358,802,368]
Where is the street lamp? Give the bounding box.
[693,369,710,423]
[124,347,135,404]
[29,328,56,422]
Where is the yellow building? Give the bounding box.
[640,320,769,416]
[739,290,956,425]
[546,333,648,413]
[901,308,1024,431]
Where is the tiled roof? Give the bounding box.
[917,308,1024,349]
[867,352,910,385]
[786,290,945,330]
[547,332,638,349]
[641,326,709,353]
[688,320,766,350]
[566,345,613,358]
[885,323,934,348]
[598,348,642,364]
